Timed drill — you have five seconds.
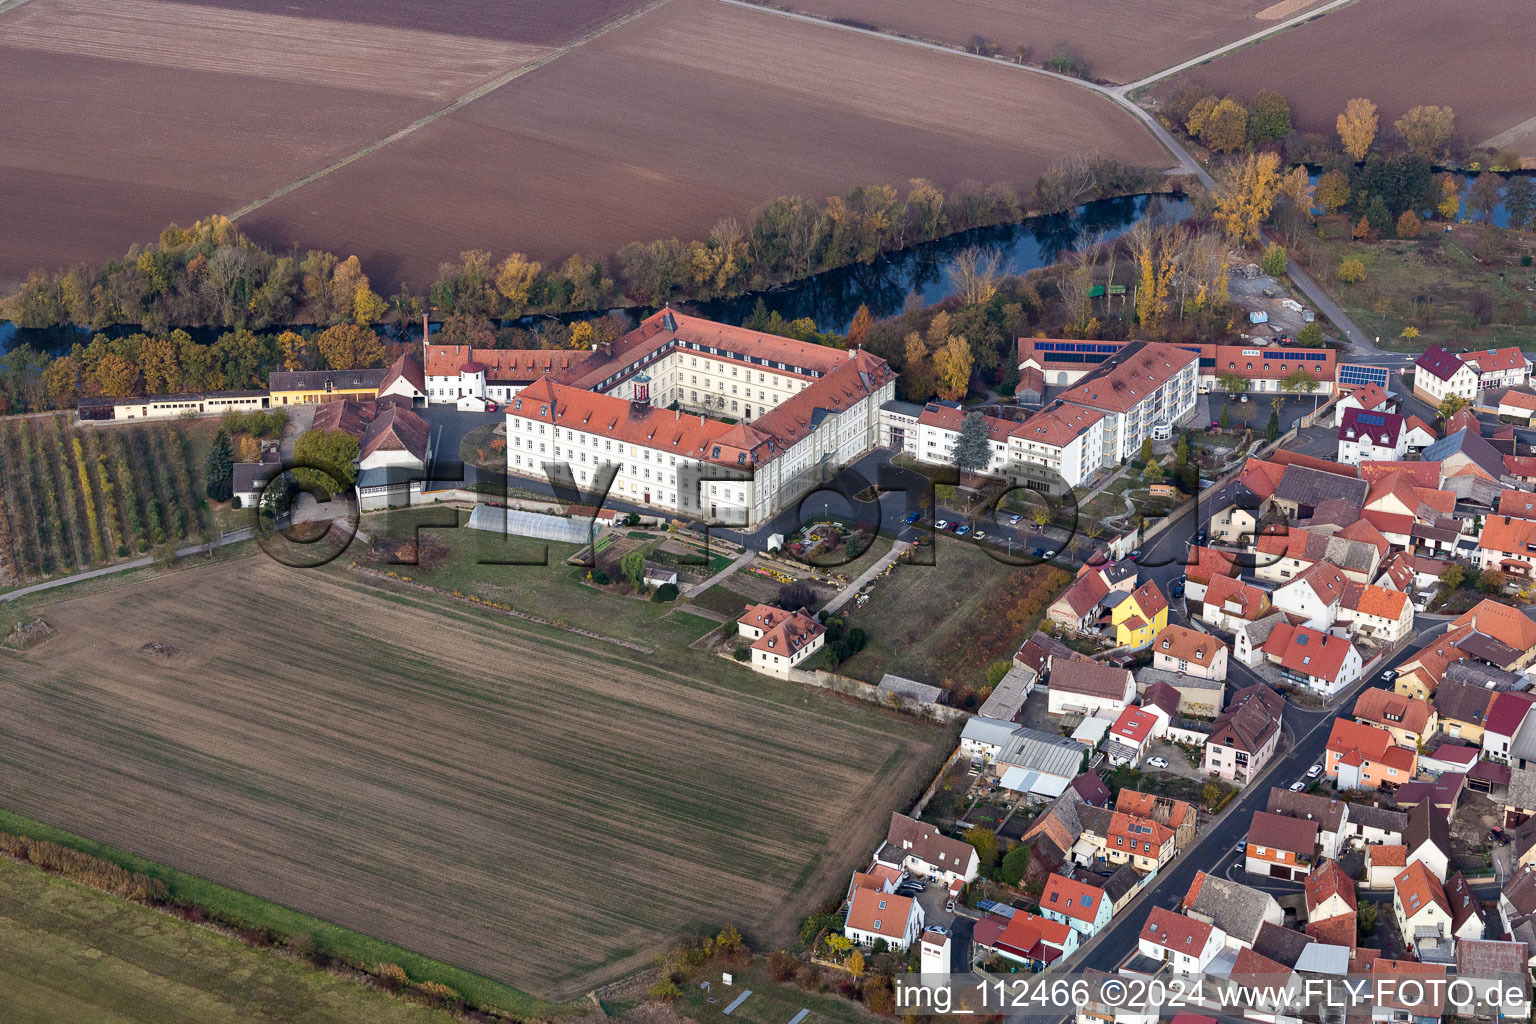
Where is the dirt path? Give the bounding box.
[226,0,677,223]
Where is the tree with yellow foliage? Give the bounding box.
[932,334,974,401]
[1337,258,1366,284]
[495,253,542,316]
[277,330,308,371]
[1212,152,1284,245]
[1199,98,1249,153]
[1394,106,1455,162]
[1337,98,1378,161]
[902,332,934,399]
[315,322,385,370]
[1436,175,1462,220]
[1315,169,1352,214]
[92,353,138,397]
[1396,209,1422,239]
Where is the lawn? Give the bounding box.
[0,553,950,999]
[0,854,460,1024]
[1294,219,1535,351]
[837,541,1072,693]
[667,958,872,1024]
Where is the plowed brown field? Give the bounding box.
[1152,0,1536,157]
[242,0,1172,288]
[758,0,1320,85]
[0,556,949,998]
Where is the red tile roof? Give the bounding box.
[1203,574,1271,620]
[425,344,582,381]
[1154,624,1223,666]
[1247,810,1319,855]
[1461,347,1529,374]
[1453,599,1536,652]
[1263,624,1356,684]
[1041,873,1108,925]
[1306,858,1359,915]
[1059,342,1199,414]
[1014,403,1105,448]
[1110,706,1158,745]
[1139,906,1212,953]
[846,887,916,939]
[1353,688,1433,737]
[750,609,825,656]
[1395,860,1450,920]
[1327,718,1415,773]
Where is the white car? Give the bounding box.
[935,520,949,530]
[1289,781,1306,791]
[1009,514,1022,525]
[974,531,987,540]
[1147,757,1169,769]
[1307,764,1323,778]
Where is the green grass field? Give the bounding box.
[665,960,871,1024]
[1297,219,1535,351]
[0,854,458,1024]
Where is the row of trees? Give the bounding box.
[34,322,390,408]
[1164,86,1526,173]
[5,159,1164,333]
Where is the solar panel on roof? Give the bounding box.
[1357,413,1386,426]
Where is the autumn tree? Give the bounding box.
[1396,209,1422,238]
[1436,175,1462,220]
[494,253,542,316]
[1468,174,1503,223]
[1316,169,1352,214]
[901,332,934,400]
[933,334,975,401]
[1337,98,1379,161]
[1199,97,1249,153]
[1337,258,1366,283]
[292,428,359,492]
[236,434,261,463]
[1438,393,1469,419]
[1248,89,1292,145]
[846,304,872,349]
[315,322,385,370]
[204,429,234,502]
[277,330,309,371]
[1394,105,1455,161]
[1261,243,1288,276]
[91,353,138,397]
[848,949,866,979]
[43,356,79,408]
[620,549,646,590]
[951,413,993,476]
[949,246,1003,305]
[1212,151,1284,245]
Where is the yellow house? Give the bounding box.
[1111,579,1169,649]
[268,367,388,406]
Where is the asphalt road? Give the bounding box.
[1062,623,1452,975]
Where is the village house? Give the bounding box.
[1499,867,1536,962]
[845,884,925,950]
[1201,575,1273,632]
[1484,693,1536,764]
[1182,546,1240,603]
[1116,790,1197,852]
[1326,718,1417,791]
[1111,579,1169,649]
[1345,803,1409,849]
[1182,871,1283,950]
[743,607,825,678]
[1404,415,1438,453]
[1447,871,1487,941]
[974,908,1079,970]
[875,813,980,886]
[1498,391,1536,425]
[1105,706,1159,767]
[1305,858,1359,925]
[1462,347,1533,391]
[1245,810,1319,881]
[1353,688,1438,750]
[1106,811,1177,872]
[1048,567,1112,632]
[1413,345,1480,406]
[1040,873,1113,939]
[1456,939,1531,1021]
[1404,800,1453,881]
[1137,667,1225,719]
[1269,463,1367,522]
[1138,907,1225,974]
[1048,660,1135,718]
[1394,860,1455,964]
[1234,612,1289,668]
[1337,582,1414,644]
[1337,408,1408,466]
[1333,381,1396,427]
[1366,843,1409,889]
[1262,623,1363,698]
[1271,561,1350,629]
[1203,683,1283,783]
[1152,623,1228,680]
[1267,788,1350,860]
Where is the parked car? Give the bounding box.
[1009,514,1023,525]
[1239,395,1249,403]
[1307,764,1323,778]
[1210,420,1221,429]
[935,520,949,530]
[1032,547,1046,557]
[485,401,498,413]
[1170,581,1185,599]
[904,511,922,524]
[1196,528,1208,544]
[1381,669,1397,681]
[974,530,987,540]
[1147,756,1169,769]
[1129,549,1143,561]
[930,925,949,936]
[1234,841,1245,853]
[1044,550,1057,558]
[945,899,956,912]
[1289,781,1306,792]
[956,525,972,537]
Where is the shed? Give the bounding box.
[878,674,944,706]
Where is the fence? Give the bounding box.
[786,667,970,723]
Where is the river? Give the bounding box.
[1,191,1189,354]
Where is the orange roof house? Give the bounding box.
[1353,688,1436,746]
[1326,718,1417,790]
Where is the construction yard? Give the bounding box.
[0,553,951,1000]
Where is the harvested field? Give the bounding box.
[241,0,1172,288]
[178,0,650,45]
[0,0,579,285]
[754,0,1319,85]
[1152,0,1536,156]
[0,556,950,998]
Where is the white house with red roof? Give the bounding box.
[974,908,1078,969]
[1138,907,1225,973]
[1333,382,1396,427]
[1105,706,1159,767]
[1261,624,1362,698]
[845,884,925,950]
[1271,561,1350,630]
[738,606,824,678]
[1040,873,1113,938]
[1462,347,1532,391]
